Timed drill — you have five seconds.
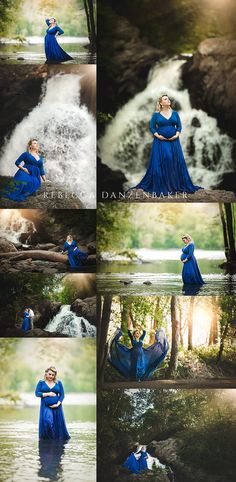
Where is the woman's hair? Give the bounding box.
[27,139,38,152]
[156,94,171,112]
[181,233,193,243]
[67,234,73,241]
[44,366,57,381]
[133,329,140,337]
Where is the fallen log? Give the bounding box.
[0,250,68,263]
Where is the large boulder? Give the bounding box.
[182,38,236,139]
[37,300,62,329]
[0,237,17,253]
[71,296,96,325]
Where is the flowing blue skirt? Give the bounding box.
[45,35,73,63]
[39,400,70,440]
[4,165,41,201]
[21,316,30,331]
[136,137,201,195]
[68,248,88,268]
[182,256,205,285]
[139,454,148,471]
[108,329,169,381]
[123,453,140,474]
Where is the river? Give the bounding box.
[0,402,96,482]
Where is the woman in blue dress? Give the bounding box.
[62,235,88,268]
[123,446,148,473]
[45,18,73,64]
[134,94,202,195]
[21,308,30,331]
[181,234,205,285]
[108,322,169,381]
[3,139,46,202]
[35,366,70,440]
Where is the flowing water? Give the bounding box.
[45,305,96,338]
[0,74,96,208]
[0,404,96,482]
[0,209,36,243]
[0,37,96,64]
[98,249,236,295]
[99,58,235,189]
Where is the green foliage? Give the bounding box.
[97,203,132,254]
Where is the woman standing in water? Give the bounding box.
[134,94,202,196]
[181,234,205,285]
[35,366,70,440]
[62,235,88,269]
[3,139,46,202]
[45,18,73,63]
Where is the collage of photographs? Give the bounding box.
[0,1,236,482]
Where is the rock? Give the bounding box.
[17,57,25,60]
[24,328,68,337]
[120,188,236,203]
[37,300,62,329]
[98,157,128,198]
[87,242,96,254]
[182,38,236,139]
[0,237,17,253]
[71,296,96,325]
[86,254,96,265]
[35,243,57,250]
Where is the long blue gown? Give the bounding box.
[108,328,169,381]
[181,243,205,285]
[63,241,88,268]
[137,450,148,471]
[21,310,30,331]
[3,152,45,201]
[135,111,201,195]
[123,451,148,473]
[45,19,73,63]
[35,380,70,440]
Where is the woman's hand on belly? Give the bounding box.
[44,392,57,397]
[49,401,61,408]
[154,133,167,141]
[169,132,180,141]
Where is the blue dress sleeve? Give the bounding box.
[40,158,45,176]
[149,113,158,134]
[45,19,50,26]
[58,381,65,402]
[15,152,27,167]
[140,330,146,341]
[35,380,43,397]
[175,111,182,132]
[56,26,64,35]
[186,244,194,260]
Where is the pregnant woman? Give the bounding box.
[3,139,46,202]
[108,322,169,381]
[181,234,205,285]
[123,445,167,474]
[35,366,70,440]
[21,308,30,332]
[45,18,73,63]
[134,94,202,195]
[62,235,88,268]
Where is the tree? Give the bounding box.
[208,297,219,346]
[83,0,96,49]
[97,295,112,383]
[219,203,236,263]
[188,297,195,350]
[167,296,179,376]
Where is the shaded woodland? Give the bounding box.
[98,295,236,386]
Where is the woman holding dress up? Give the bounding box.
[181,234,205,285]
[108,322,169,381]
[3,139,46,202]
[45,18,73,64]
[62,235,88,268]
[21,308,31,331]
[35,366,70,440]
[133,94,202,196]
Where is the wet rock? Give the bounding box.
[182,38,236,139]
[121,189,236,203]
[97,157,128,198]
[71,296,96,325]
[0,237,17,253]
[191,117,201,128]
[37,300,62,329]
[35,243,57,250]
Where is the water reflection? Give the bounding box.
[182,284,203,296]
[38,440,68,481]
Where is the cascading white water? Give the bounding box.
[45,305,96,337]
[0,74,96,208]
[99,59,234,188]
[0,209,36,243]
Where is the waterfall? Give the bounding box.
[45,305,96,337]
[0,74,96,208]
[0,209,36,243]
[99,59,234,188]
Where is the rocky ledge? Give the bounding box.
[182,38,236,140]
[71,296,96,326]
[118,188,236,203]
[0,176,83,209]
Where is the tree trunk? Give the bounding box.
[219,203,229,261]
[188,297,195,350]
[224,203,236,261]
[209,297,219,345]
[0,250,68,263]
[97,295,112,384]
[84,0,96,50]
[217,320,230,362]
[167,296,179,376]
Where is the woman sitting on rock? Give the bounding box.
[62,234,88,269]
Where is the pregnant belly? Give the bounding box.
[157,126,177,138]
[181,253,188,261]
[44,395,59,406]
